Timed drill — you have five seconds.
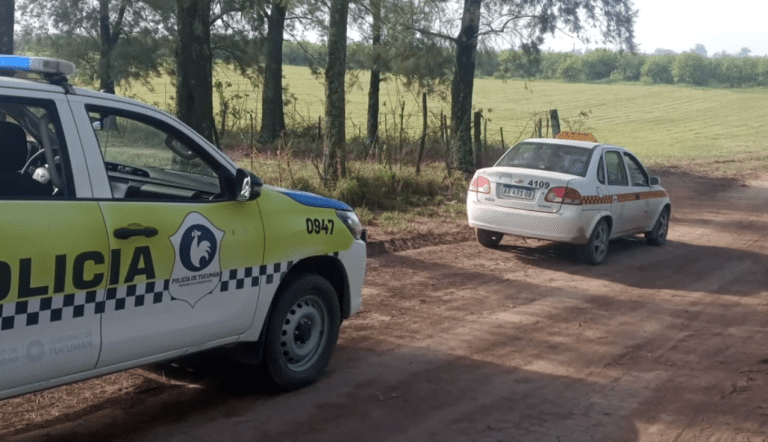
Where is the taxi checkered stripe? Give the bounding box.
[582,190,668,205]
[0,257,311,332]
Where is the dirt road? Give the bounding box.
[6,169,768,442]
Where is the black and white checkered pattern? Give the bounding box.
[105,279,170,312]
[0,257,332,332]
[220,260,294,293]
[0,291,102,331]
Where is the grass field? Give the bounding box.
[117,64,768,174]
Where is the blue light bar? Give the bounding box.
[0,56,32,70]
[0,55,76,77]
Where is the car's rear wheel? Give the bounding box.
[578,219,610,265]
[263,274,340,391]
[476,228,503,248]
[645,206,670,245]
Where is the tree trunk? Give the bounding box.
[323,0,349,186]
[416,92,427,175]
[0,0,13,55]
[259,0,287,143]
[176,0,216,145]
[450,0,481,174]
[98,0,115,94]
[366,0,381,152]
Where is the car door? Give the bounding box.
[0,92,107,395]
[602,150,632,235]
[69,98,265,368]
[622,152,655,231]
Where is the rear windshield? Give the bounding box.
[494,142,594,177]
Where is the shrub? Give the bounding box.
[641,55,675,84]
[557,57,583,82]
[673,52,709,85]
[581,49,619,81]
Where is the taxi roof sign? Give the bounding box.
[555,131,598,142]
[0,55,76,78]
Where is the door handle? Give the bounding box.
[114,226,159,240]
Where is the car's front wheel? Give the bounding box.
[476,228,503,248]
[645,206,670,245]
[577,219,610,265]
[263,274,340,391]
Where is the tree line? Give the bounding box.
[1,0,636,181]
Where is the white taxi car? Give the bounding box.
[0,56,366,400]
[467,131,670,264]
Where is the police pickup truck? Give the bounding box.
[0,56,366,399]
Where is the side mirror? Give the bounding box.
[649,176,660,186]
[235,168,262,201]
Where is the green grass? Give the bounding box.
[118,65,768,168]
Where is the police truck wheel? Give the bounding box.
[476,228,503,248]
[262,274,340,391]
[645,207,670,246]
[578,219,610,265]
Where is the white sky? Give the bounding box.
[542,0,768,56]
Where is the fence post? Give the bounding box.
[500,127,505,149]
[550,109,560,136]
[416,92,427,175]
[473,111,482,169]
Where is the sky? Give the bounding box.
[542,0,768,56]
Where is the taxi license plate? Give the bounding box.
[501,185,534,200]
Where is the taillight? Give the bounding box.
[468,176,491,194]
[545,187,582,205]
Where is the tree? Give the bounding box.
[259,0,288,143]
[366,0,382,151]
[98,0,127,94]
[176,0,215,144]
[412,0,636,174]
[673,52,708,85]
[16,0,168,90]
[323,0,349,185]
[641,54,674,84]
[0,0,13,55]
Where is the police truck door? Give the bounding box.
[70,100,265,368]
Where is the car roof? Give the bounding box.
[519,138,633,153]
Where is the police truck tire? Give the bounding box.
[645,207,670,246]
[577,219,610,265]
[476,228,503,248]
[263,274,340,391]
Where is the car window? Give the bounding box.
[623,153,649,186]
[86,106,223,200]
[596,154,605,184]
[604,151,628,186]
[0,96,73,199]
[494,142,593,177]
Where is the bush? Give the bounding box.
[641,55,675,84]
[613,52,645,81]
[673,53,709,85]
[557,57,583,82]
[581,49,619,81]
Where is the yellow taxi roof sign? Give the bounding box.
[555,131,598,142]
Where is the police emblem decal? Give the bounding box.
[169,213,224,307]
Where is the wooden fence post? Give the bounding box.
[416,92,427,175]
[550,109,560,136]
[473,111,482,169]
